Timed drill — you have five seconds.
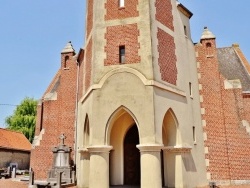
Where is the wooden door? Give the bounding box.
[124,125,140,185]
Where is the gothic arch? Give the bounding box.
[162,108,181,146]
[161,108,182,187]
[105,105,139,145]
[105,106,140,186]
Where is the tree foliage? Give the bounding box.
[5,97,37,143]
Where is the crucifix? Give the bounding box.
[59,134,66,145]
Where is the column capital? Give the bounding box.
[136,144,163,152]
[78,147,88,154]
[87,145,113,153]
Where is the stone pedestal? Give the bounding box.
[137,144,163,188]
[88,146,112,188]
[47,134,75,184]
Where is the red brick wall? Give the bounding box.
[243,96,250,123]
[197,38,250,182]
[104,24,140,66]
[196,39,231,181]
[86,0,93,38]
[157,28,177,85]
[105,0,139,20]
[221,84,250,180]
[30,52,77,180]
[155,0,174,31]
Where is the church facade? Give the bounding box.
[30,0,250,187]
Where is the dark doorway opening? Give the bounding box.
[124,124,140,185]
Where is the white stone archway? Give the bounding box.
[162,109,183,188]
[105,106,140,186]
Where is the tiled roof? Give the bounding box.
[217,47,250,91]
[0,128,31,151]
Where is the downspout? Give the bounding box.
[74,57,80,164]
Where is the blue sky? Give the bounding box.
[0,1,249,127]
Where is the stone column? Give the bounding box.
[78,149,90,188]
[137,144,163,188]
[88,146,113,188]
[163,146,192,188]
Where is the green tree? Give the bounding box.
[5,97,37,143]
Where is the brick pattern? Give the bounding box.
[105,0,139,20]
[157,28,177,85]
[84,38,92,92]
[30,52,77,180]
[86,0,93,38]
[196,39,231,181]
[104,24,140,66]
[155,0,174,31]
[243,97,250,124]
[197,38,250,182]
[221,84,250,180]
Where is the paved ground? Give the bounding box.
[1,179,250,188]
[0,178,28,188]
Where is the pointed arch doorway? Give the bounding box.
[108,108,141,186]
[124,124,140,185]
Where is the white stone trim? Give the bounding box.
[162,145,192,153]
[87,145,113,153]
[204,147,209,154]
[203,132,207,141]
[231,180,250,185]
[198,73,201,79]
[206,172,211,180]
[205,159,210,166]
[201,108,205,115]
[202,120,206,127]
[242,120,250,134]
[78,147,88,153]
[224,79,242,89]
[199,84,202,90]
[197,61,200,69]
[136,144,164,152]
[200,95,203,102]
[32,128,45,148]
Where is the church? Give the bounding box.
[30,0,250,187]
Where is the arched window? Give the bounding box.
[206,42,213,56]
[64,56,69,68]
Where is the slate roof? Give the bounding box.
[0,128,31,152]
[217,47,250,91]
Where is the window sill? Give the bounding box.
[206,55,214,58]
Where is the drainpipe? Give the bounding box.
[74,56,80,164]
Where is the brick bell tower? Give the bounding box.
[76,0,207,188]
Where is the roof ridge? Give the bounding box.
[0,128,23,134]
